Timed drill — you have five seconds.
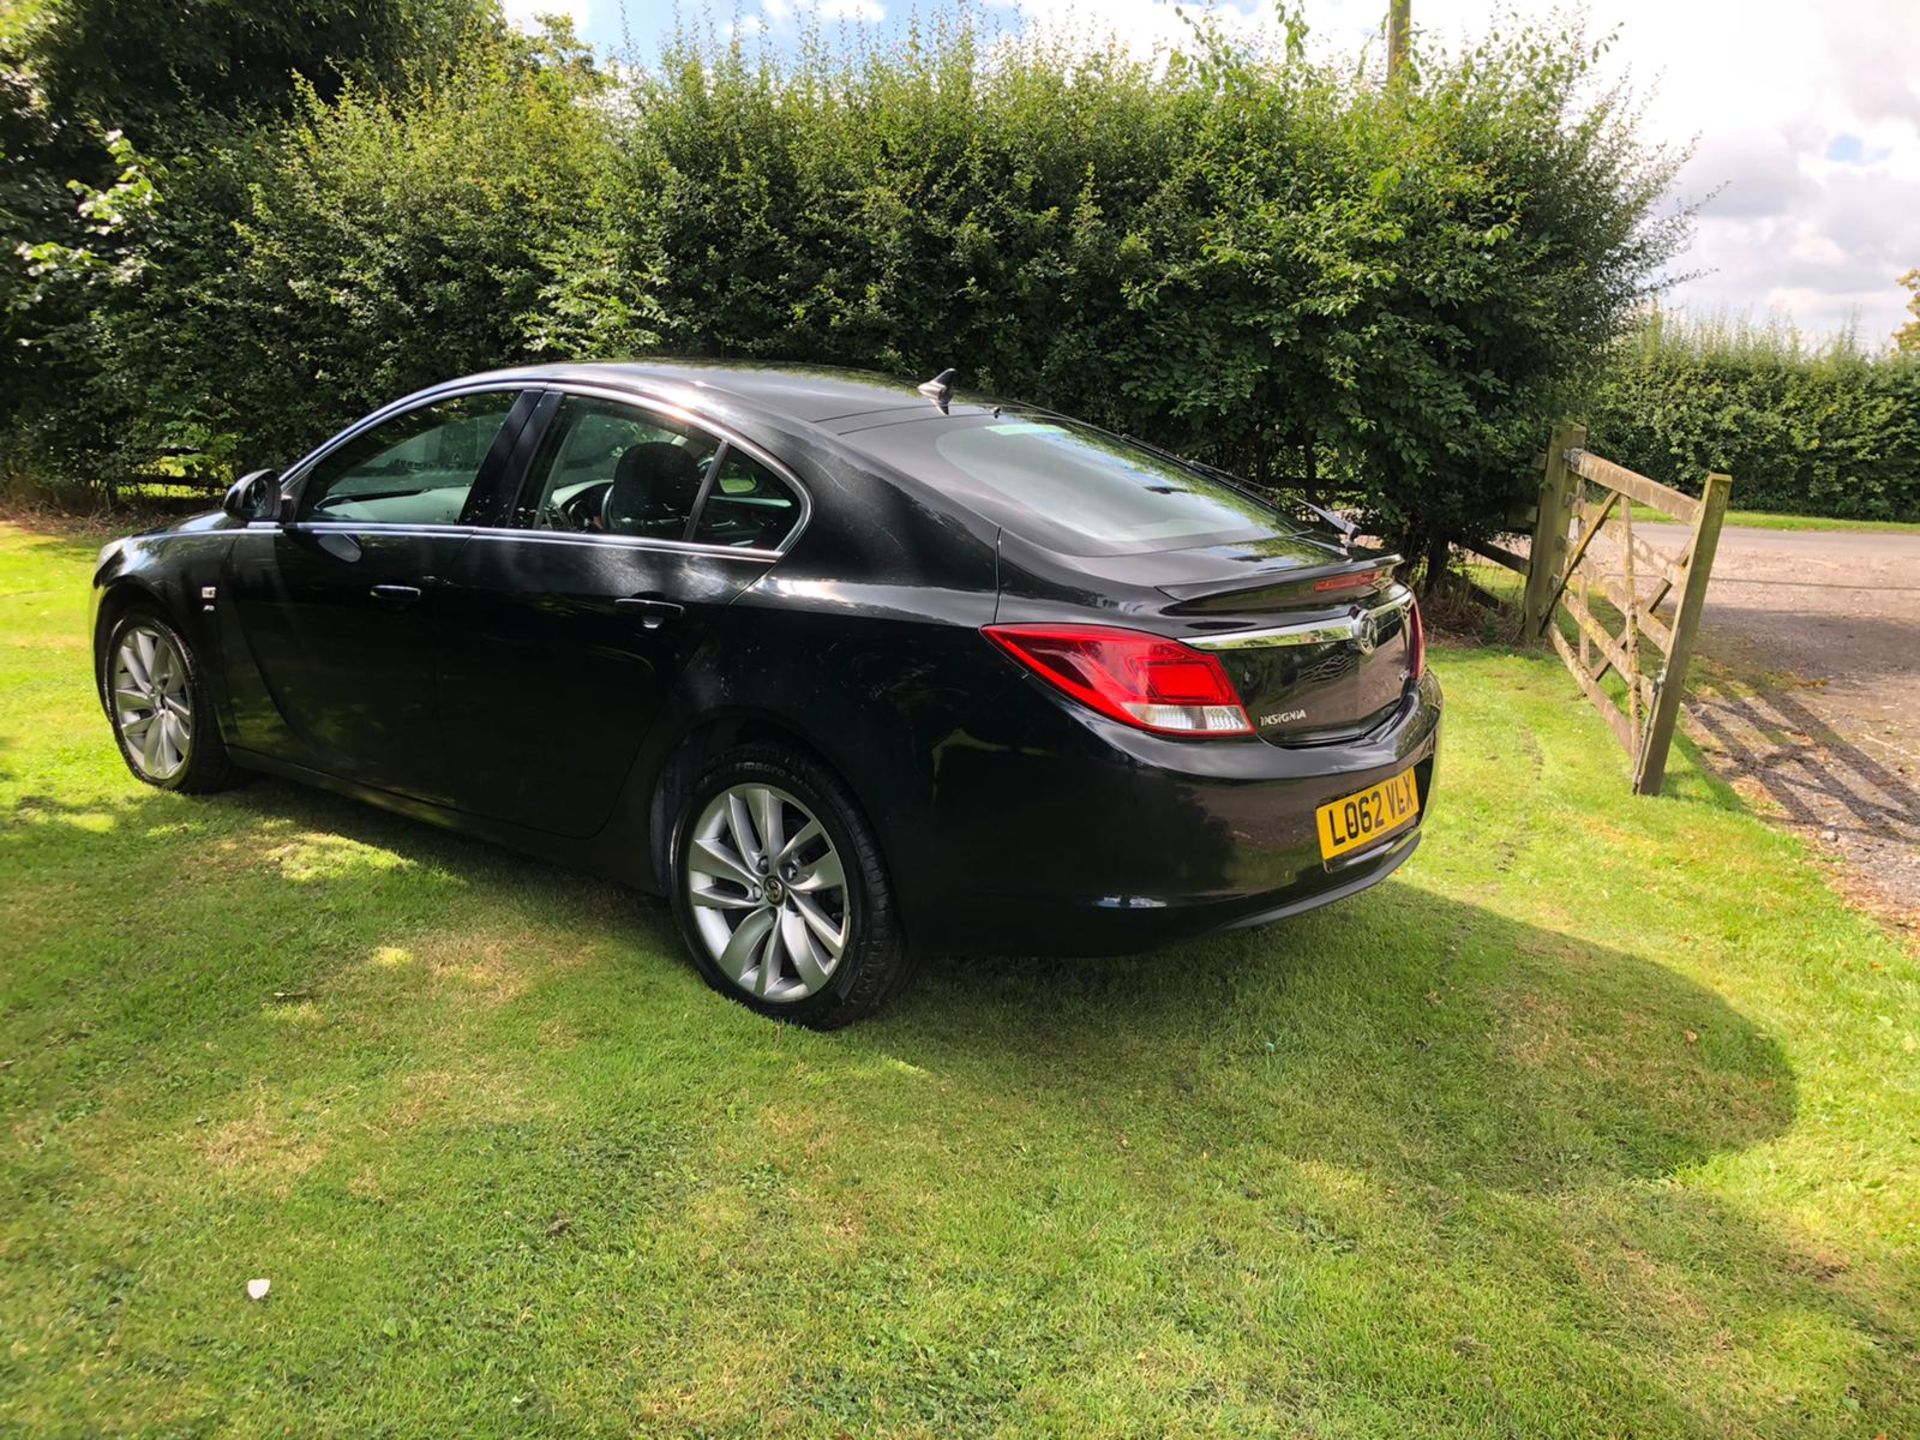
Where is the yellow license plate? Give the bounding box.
[1315,768,1421,862]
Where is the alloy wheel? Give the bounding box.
[684,783,849,1003]
[113,624,193,781]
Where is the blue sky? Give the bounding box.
[566,0,682,53]
[552,1,1029,55]
[561,1,903,51]
[509,0,1920,345]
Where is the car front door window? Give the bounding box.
[298,392,520,525]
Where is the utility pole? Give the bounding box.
[1387,0,1409,81]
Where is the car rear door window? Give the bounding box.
[516,395,720,539]
[298,391,520,525]
[689,450,801,551]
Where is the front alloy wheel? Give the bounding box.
[104,608,245,793]
[113,622,194,781]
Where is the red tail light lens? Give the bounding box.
[1406,596,1426,681]
[984,624,1253,737]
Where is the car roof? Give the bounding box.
[461,359,962,429]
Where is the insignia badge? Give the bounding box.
[1352,612,1379,656]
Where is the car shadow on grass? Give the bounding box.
[885,879,1796,1194]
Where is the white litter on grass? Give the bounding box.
[246,1278,271,1301]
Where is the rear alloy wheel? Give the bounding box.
[671,745,910,1027]
[106,609,245,793]
[686,783,848,1001]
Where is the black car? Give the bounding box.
[91,362,1441,1026]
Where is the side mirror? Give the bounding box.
[223,469,284,523]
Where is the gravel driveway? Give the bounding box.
[1639,524,1920,923]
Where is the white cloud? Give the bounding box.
[988,0,1920,344]
[501,0,591,32]
[736,0,887,28]
[987,0,1270,58]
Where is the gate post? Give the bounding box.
[1632,471,1731,795]
[1523,420,1582,637]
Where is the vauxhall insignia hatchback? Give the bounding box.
[91,363,1441,1026]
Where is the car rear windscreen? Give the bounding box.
[839,415,1300,556]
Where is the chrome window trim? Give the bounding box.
[468,527,783,562]
[240,520,480,539]
[276,377,813,558]
[1189,586,1415,651]
[239,519,783,562]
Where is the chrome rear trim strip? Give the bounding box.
[1189,587,1414,651]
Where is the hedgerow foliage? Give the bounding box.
[230,41,628,461]
[5,4,1689,573]
[1586,314,1920,521]
[0,0,503,474]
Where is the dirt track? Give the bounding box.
[1640,524,1920,924]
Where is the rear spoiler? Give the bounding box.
[1159,554,1405,613]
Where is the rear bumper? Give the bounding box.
[912,668,1442,956]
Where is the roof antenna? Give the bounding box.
[917,368,957,414]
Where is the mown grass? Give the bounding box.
[1626,502,1920,534]
[1,519,1916,1438]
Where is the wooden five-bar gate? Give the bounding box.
[1474,422,1731,796]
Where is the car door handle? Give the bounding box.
[370,584,423,604]
[615,597,683,630]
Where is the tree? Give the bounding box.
[1898,270,1920,352]
[1,0,507,492]
[14,0,492,155]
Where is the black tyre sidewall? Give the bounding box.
[669,745,906,1028]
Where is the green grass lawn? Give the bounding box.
[1626,502,1920,534]
[2,520,1916,1438]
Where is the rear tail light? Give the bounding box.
[1406,596,1426,682]
[983,624,1253,737]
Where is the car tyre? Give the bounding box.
[104,606,247,794]
[670,743,912,1028]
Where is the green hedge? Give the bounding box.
[1585,317,1920,522]
[4,8,1687,575]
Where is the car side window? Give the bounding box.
[689,449,802,551]
[516,395,720,539]
[297,391,519,525]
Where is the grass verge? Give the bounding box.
[2,520,1916,1437]
[1627,502,1920,534]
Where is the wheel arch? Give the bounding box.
[644,709,866,894]
[91,577,176,709]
